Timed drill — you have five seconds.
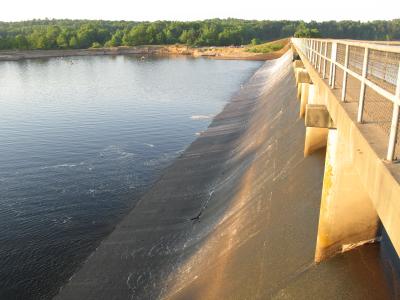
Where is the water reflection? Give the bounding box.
[0,55,262,299]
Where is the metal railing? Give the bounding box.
[292,38,400,161]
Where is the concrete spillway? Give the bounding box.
[56,52,396,299]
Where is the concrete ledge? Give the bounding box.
[305,104,335,129]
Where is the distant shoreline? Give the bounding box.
[0,43,290,62]
[0,47,162,61]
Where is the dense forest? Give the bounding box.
[0,19,399,50]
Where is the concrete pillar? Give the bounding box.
[293,60,304,69]
[295,68,311,85]
[295,68,311,100]
[297,83,302,100]
[303,84,328,156]
[315,129,379,262]
[300,83,312,117]
[304,127,328,156]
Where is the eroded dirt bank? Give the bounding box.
[56,52,396,299]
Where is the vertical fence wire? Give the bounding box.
[335,43,346,92]
[325,42,332,79]
[367,50,400,94]
[345,74,362,103]
[348,46,365,75]
[363,86,393,135]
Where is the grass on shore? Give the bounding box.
[245,38,288,54]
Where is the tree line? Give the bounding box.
[0,19,399,50]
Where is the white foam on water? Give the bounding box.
[190,115,212,120]
[143,143,155,148]
[40,162,84,170]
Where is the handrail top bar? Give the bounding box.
[292,38,400,54]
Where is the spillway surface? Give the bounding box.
[56,52,396,299]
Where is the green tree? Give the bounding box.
[105,29,124,47]
[14,34,29,49]
[124,24,149,46]
[197,24,219,46]
[56,32,69,48]
[179,29,196,45]
[91,42,102,48]
[0,18,398,51]
[45,26,61,48]
[294,23,321,38]
[76,24,97,48]
[251,38,261,45]
[69,36,79,48]
[218,28,242,45]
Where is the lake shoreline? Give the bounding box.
[0,43,290,62]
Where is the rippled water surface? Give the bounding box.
[0,55,262,299]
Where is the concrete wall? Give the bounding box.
[315,129,379,262]
[293,46,400,260]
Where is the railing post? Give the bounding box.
[341,44,349,101]
[302,39,310,58]
[386,63,400,161]
[311,40,314,65]
[314,40,317,67]
[328,42,333,86]
[357,47,369,123]
[318,41,322,73]
[314,40,318,67]
[322,41,328,79]
[329,42,337,88]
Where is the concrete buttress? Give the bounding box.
[315,129,379,262]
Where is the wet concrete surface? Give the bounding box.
[56,52,398,299]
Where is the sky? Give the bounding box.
[1,0,399,22]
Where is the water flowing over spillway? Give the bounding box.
[57,52,397,299]
[0,55,262,299]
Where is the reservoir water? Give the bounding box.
[0,55,262,299]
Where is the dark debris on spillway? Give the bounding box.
[55,52,394,300]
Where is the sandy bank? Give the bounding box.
[0,41,289,62]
